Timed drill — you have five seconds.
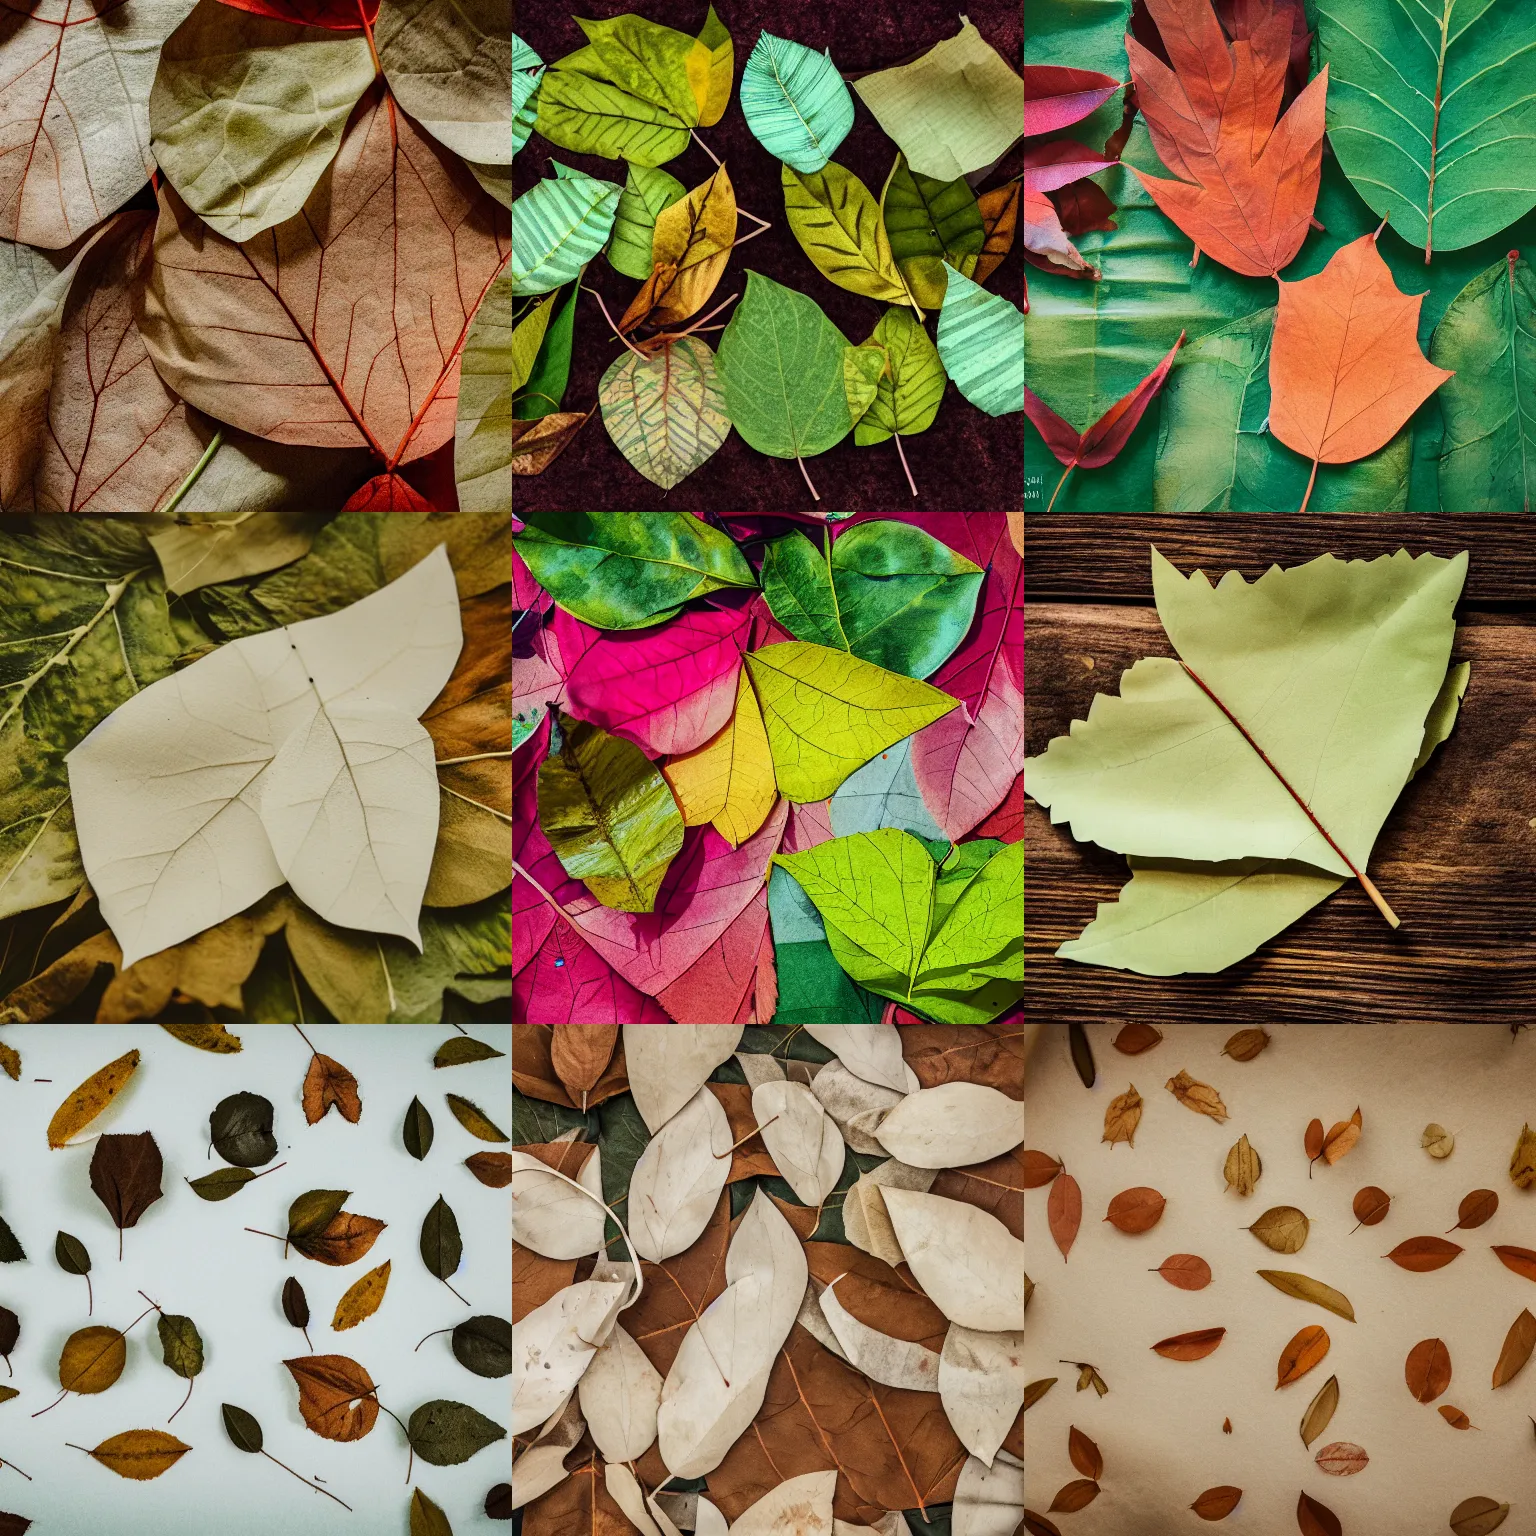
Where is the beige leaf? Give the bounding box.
[46,1049,139,1148]
[1492,1309,1536,1389]
[1102,1085,1142,1149]
[1314,1441,1368,1475]
[728,1470,837,1536]
[882,1188,1024,1331]
[1246,1206,1309,1254]
[803,1023,916,1093]
[752,1080,845,1206]
[734,1051,787,1090]
[511,1279,627,1435]
[1422,1123,1455,1159]
[810,1059,904,1154]
[694,1497,730,1536]
[579,1323,662,1463]
[874,1082,1024,1168]
[331,1260,390,1331]
[938,1323,1024,1466]
[605,1460,669,1536]
[511,1147,606,1260]
[817,1277,940,1392]
[1510,1123,1536,1189]
[1450,1498,1511,1536]
[1256,1270,1355,1321]
[1224,1134,1261,1195]
[1165,1069,1228,1122]
[954,1450,1025,1536]
[628,1087,734,1263]
[509,1393,584,1510]
[1322,1107,1363,1165]
[622,1024,744,1134]
[1300,1374,1339,1448]
[842,1157,937,1266]
[1221,1028,1270,1062]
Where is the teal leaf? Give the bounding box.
[511,704,545,753]
[608,163,687,280]
[740,31,854,173]
[853,306,947,447]
[829,735,945,839]
[937,263,1022,416]
[511,164,622,296]
[765,938,886,1025]
[512,33,543,120]
[598,335,730,490]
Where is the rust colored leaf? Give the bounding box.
[47,1048,141,1149]
[1405,1337,1452,1403]
[1449,1189,1498,1233]
[283,1354,379,1441]
[1276,1325,1329,1389]
[292,1211,386,1267]
[1352,1186,1390,1230]
[1321,1106,1363,1166]
[1300,1374,1339,1449]
[138,84,510,469]
[1048,1171,1082,1260]
[1165,1069,1228,1122]
[1067,1424,1102,1480]
[511,411,589,475]
[512,1241,575,1326]
[1191,1486,1242,1521]
[1024,1378,1056,1413]
[1112,1023,1162,1055]
[804,1242,948,1348]
[1025,1515,1062,1536]
[1151,1328,1226,1362]
[549,1025,619,1111]
[619,166,736,333]
[1224,1134,1262,1196]
[1222,1028,1270,1062]
[898,1023,1026,1099]
[1439,1405,1473,1430]
[623,1191,731,1378]
[522,1439,647,1535]
[1297,1491,1342,1536]
[465,1152,511,1189]
[1222,1417,1232,1433]
[706,1083,780,1182]
[1048,1480,1099,1514]
[341,473,436,510]
[1127,0,1327,276]
[933,1146,1024,1240]
[1510,1123,1536,1188]
[1313,1441,1367,1476]
[1493,1244,1536,1283]
[1304,1118,1325,1162]
[1492,1308,1536,1389]
[511,1025,628,1110]
[1023,1150,1063,1188]
[1151,1254,1212,1291]
[1104,1186,1165,1234]
[1385,1237,1463,1272]
[1103,1085,1143,1148]
[302,1056,361,1126]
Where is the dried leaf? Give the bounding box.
[1067,1425,1102,1480]
[1222,1029,1271,1062]
[158,1024,242,1053]
[1191,1486,1242,1521]
[0,1221,23,1264]
[1104,1186,1165,1234]
[1510,1124,1536,1188]
[1439,1405,1473,1430]
[157,1315,203,1380]
[59,1326,126,1394]
[1023,1151,1062,1188]
[403,1098,435,1161]
[511,411,589,474]
[410,1487,453,1536]
[1257,1270,1355,1321]
[1352,1186,1391,1229]
[1300,1374,1339,1448]
[79,1429,191,1481]
[282,1277,309,1333]
[0,1043,18,1082]
[1024,1378,1056,1412]
[1492,1309,1536,1389]
[420,1197,463,1284]
[1297,1491,1342,1536]
[1225,1135,1262,1196]
[284,1354,380,1441]
[1102,1085,1143,1148]
[1076,1363,1108,1396]
[1276,1325,1330,1388]
[406,1399,506,1467]
[1222,1417,1231,1433]
[1151,1254,1212,1290]
[294,1210,387,1268]
[1112,1023,1162,1055]
[450,1316,509,1379]
[1304,1118,1325,1162]
[302,1056,361,1126]
[1313,1441,1368,1476]
[1386,1237,1463,1273]
[445,1094,510,1144]
[332,1261,391,1332]
[1423,1123,1455,1158]
[550,1025,620,1110]
[0,1387,15,1406]
[1047,1479,1100,1514]
[1166,1069,1228,1122]
[46,1050,139,1148]
[1025,1517,1062,1536]
[881,1188,1024,1332]
[89,1133,164,1254]
[0,1307,17,1372]
[1068,1021,1095,1087]
[1493,1245,1536,1283]
[1247,1206,1309,1255]
[1048,1172,1081,1261]
[466,1153,511,1189]
[1450,1190,1498,1232]
[185,1168,258,1203]
[210,1092,278,1167]
[1151,1327,1226,1362]
[1450,1497,1511,1536]
[54,1232,90,1277]
[1322,1107,1363,1165]
[433,1037,506,1068]
[1406,1337,1452,1403]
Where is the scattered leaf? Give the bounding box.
[1423,1123,1455,1158]
[485,1486,511,1522]
[58,1326,126,1395]
[1352,1187,1391,1230]
[450,1316,509,1379]
[1152,1254,1212,1291]
[333,1262,391,1332]
[282,1278,310,1337]
[406,1399,507,1467]
[1406,1337,1452,1403]
[1440,1405,1474,1430]
[302,1056,361,1126]
[1166,1069,1229,1122]
[46,1050,139,1148]
[1075,1362,1108,1396]
[1493,1245,1536,1282]
[1048,1172,1081,1261]
[0,1043,18,1082]
[1305,1119,1325,1163]
[1257,1271,1356,1321]
[89,1133,163,1256]
[434,1038,506,1069]
[186,1168,258,1202]
[739,31,853,173]
[77,1429,190,1481]
[158,1024,242,1052]
[1105,1186,1165,1234]
[1023,1151,1062,1188]
[1151,1328,1226,1362]
[1322,1107,1363,1166]
[1067,1424,1102,1480]
[1386,1237,1463,1272]
[1068,1021,1096,1089]
[1024,1378,1057,1412]
[421,1197,464,1286]
[0,1307,17,1373]
[210,1092,278,1167]
[284,1355,379,1441]
[1225,1135,1262,1196]
[1048,1479,1100,1514]
[55,1232,91,1313]
[1277,1325,1330,1388]
[1450,1497,1511,1536]
[1113,1023,1163,1055]
[446,1094,510,1144]
[1450,1190,1498,1232]
[1191,1486,1243,1520]
[1297,1491,1343,1536]
[1248,1207,1310,1255]
[1103,1086,1143,1149]
[403,1098,435,1161]
[1222,1029,1270,1062]
[1492,1309,1536,1389]
[1313,1441,1368,1476]
[1510,1124,1536,1188]
[466,1153,511,1189]
[1300,1375,1339,1448]
[222,1402,263,1453]
[157,1315,203,1382]
[1026,1517,1062,1536]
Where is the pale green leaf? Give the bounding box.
[598,335,730,491]
[853,306,946,447]
[143,511,322,595]
[511,163,622,296]
[1410,660,1471,780]
[511,35,540,160]
[881,154,985,311]
[783,161,913,306]
[843,345,886,426]
[740,31,853,173]
[455,269,513,512]
[608,163,686,280]
[937,263,1023,416]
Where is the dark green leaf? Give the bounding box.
[736,1025,838,1062]
[185,1168,257,1202]
[157,1315,203,1379]
[485,1484,511,1520]
[221,1402,263,1454]
[1069,1021,1096,1089]
[0,1216,24,1264]
[516,280,579,421]
[765,937,885,1026]
[901,1507,953,1536]
[210,1092,277,1167]
[433,1038,506,1069]
[287,1190,349,1243]
[511,1087,594,1145]
[54,1232,90,1276]
[405,1400,507,1467]
[0,1306,17,1365]
[281,1277,309,1330]
[451,1316,510,1379]
[597,1091,650,1244]
[403,1098,435,1160]
[420,1197,462,1282]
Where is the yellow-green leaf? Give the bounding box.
[783,161,914,306]
[410,1486,454,1536]
[332,1260,391,1331]
[47,1050,139,1149]
[691,4,734,127]
[661,667,777,847]
[446,1095,510,1144]
[608,163,686,280]
[843,344,887,426]
[512,292,557,396]
[853,306,946,447]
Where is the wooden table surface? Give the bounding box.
[1025,517,1536,1023]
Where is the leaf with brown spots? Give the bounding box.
[301,1055,360,1126]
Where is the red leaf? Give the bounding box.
[1023,187,1096,276]
[216,0,379,24]
[1051,178,1118,236]
[1023,66,1122,138]
[972,771,1024,843]
[342,474,436,510]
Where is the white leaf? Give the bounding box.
[938,1324,1025,1466]
[843,1158,937,1267]
[67,544,461,967]
[735,1050,787,1089]
[952,1451,1024,1536]
[657,1189,808,1477]
[696,1497,730,1536]
[605,1462,668,1536]
[510,1392,584,1508]
[628,1085,734,1263]
[579,1323,662,1462]
[751,1080,844,1206]
[511,1148,606,1259]
[881,1189,1025,1331]
[624,1024,745,1133]
[874,1083,1024,1169]
[795,1278,850,1363]
[511,1278,627,1434]
[648,1489,691,1536]
[726,1470,836,1536]
[810,1059,905,1154]
[817,1278,940,1391]
[833,1518,913,1536]
[804,1023,915,1093]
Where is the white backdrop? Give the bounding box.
[0,1024,510,1535]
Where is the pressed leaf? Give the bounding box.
[158,1024,243,1053]
[1406,1337,1452,1403]
[1248,1207,1310,1256]
[332,1261,391,1332]
[80,1429,191,1481]
[1222,1028,1270,1062]
[1257,1271,1356,1321]
[282,1278,310,1333]
[1510,1124,1536,1189]
[434,1038,505,1069]
[446,1095,509,1144]
[1166,1069,1229,1123]
[1385,1237,1463,1272]
[511,412,588,475]
[1451,1190,1498,1232]
[1048,1478,1100,1514]
[1300,1374,1339,1448]
[302,1056,361,1126]
[451,1316,509,1379]
[1048,1173,1081,1261]
[0,1220,22,1264]
[740,31,853,173]
[466,1153,512,1189]
[600,335,731,491]
[1067,1425,1103,1480]
[962,181,1021,286]
[1297,1491,1343,1536]
[1113,1023,1163,1055]
[89,1133,164,1253]
[1353,1187,1390,1229]
[1024,1151,1063,1188]
[287,1189,350,1243]
[0,1043,18,1082]
[54,1232,90,1277]
[1277,1325,1330,1388]
[550,1026,619,1109]
[1225,1135,1262,1196]
[46,1050,139,1148]
[1422,1123,1455,1158]
[1104,1186,1165,1234]
[1024,1378,1056,1412]
[406,1399,507,1467]
[58,1326,126,1394]
[186,1167,260,1204]
[210,1092,278,1167]
[1322,1107,1363,1166]
[1151,1328,1226,1361]
[1152,1254,1212,1290]
[284,1354,380,1441]
[1305,1119,1326,1162]
[157,1315,203,1379]
[402,1098,435,1162]
[1492,1245,1536,1283]
[1314,1441,1368,1476]
[0,1306,17,1371]
[293,1211,387,1268]
[1192,1486,1243,1520]
[410,1487,453,1536]
[1102,1086,1143,1149]
[1492,1309,1536,1389]
[421,1197,464,1283]
[1450,1497,1511,1536]
[1440,1405,1473,1430]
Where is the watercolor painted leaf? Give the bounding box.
[740,31,853,173]
[937,264,1025,417]
[599,336,731,492]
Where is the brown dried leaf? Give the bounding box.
[1151,1328,1226,1362]
[1492,1308,1536,1389]
[1493,1244,1536,1282]
[1068,1021,1095,1087]
[1151,1253,1212,1291]
[1439,1405,1473,1430]
[158,1024,242,1053]
[1222,1418,1232,1433]
[1313,1441,1368,1476]
[1385,1236,1463,1272]
[58,1326,127,1394]
[1450,1496,1511,1536]
[1112,1023,1162,1055]
[1102,1085,1142,1148]
[81,1429,191,1481]
[1405,1337,1452,1403]
[1422,1123,1455,1158]
[1025,1515,1062,1536]
[1222,1028,1270,1062]
[292,1211,386,1268]
[1304,1118,1325,1162]
[1023,1150,1063,1188]
[705,1083,780,1182]
[1276,1325,1330,1389]
[549,1025,619,1112]
[302,1055,361,1126]
[1297,1491,1342,1536]
[1104,1186,1165,1234]
[283,1354,379,1441]
[1191,1485,1242,1521]
[1074,1362,1109,1396]
[511,412,589,475]
[1024,1378,1056,1413]
[512,1241,575,1326]
[1048,1171,1081,1261]
[511,1025,628,1110]
[1067,1424,1102,1480]
[1322,1107,1363,1165]
[1047,1479,1100,1514]
[1450,1189,1498,1233]
[1166,1069,1228,1122]
[932,1146,1024,1240]
[466,1152,511,1189]
[898,1023,1027,1099]
[1511,1124,1536,1189]
[1224,1134,1262,1196]
[46,1050,140,1148]
[1257,1270,1355,1321]
[1247,1206,1309,1255]
[622,1191,730,1378]
[1352,1186,1391,1229]
[89,1132,163,1253]
[0,1042,18,1081]
[1300,1374,1339,1448]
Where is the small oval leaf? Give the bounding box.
[1048,1172,1082,1262]
[1492,1308,1536,1389]
[1300,1374,1340,1449]
[47,1051,140,1149]
[1492,1244,1536,1282]
[54,1232,90,1277]
[1067,1424,1102,1480]
[1112,1023,1162,1055]
[222,1402,263,1454]
[1024,1150,1063,1188]
[1151,1327,1226,1362]
[1248,1206,1309,1254]
[1221,1028,1270,1061]
[1314,1440,1368,1476]
[1304,1118,1325,1161]
[1104,1186,1164,1234]
[1297,1490,1342,1536]
[1224,1134,1262,1196]
[1439,1405,1473,1430]
[1451,1189,1498,1232]
[1422,1123,1455,1158]
[332,1261,391,1332]
[1152,1254,1212,1291]
[445,1094,509,1143]
[1191,1486,1242,1521]
[185,1168,257,1202]
[83,1428,190,1481]
[1276,1325,1330,1389]
[1406,1337,1452,1403]
[1047,1479,1100,1514]
[1450,1497,1511,1536]
[1386,1236,1463,1272]
[1352,1186,1391,1228]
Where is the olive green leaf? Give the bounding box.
[843,345,887,426]
[511,163,622,297]
[455,269,513,513]
[512,33,542,157]
[537,709,684,912]
[513,511,755,629]
[157,1314,204,1379]
[1318,0,1536,254]
[534,67,691,166]
[937,263,1024,416]
[609,163,687,280]
[446,1095,510,1144]
[854,306,947,448]
[210,1093,277,1168]
[1432,255,1536,513]
[406,1400,507,1467]
[599,335,731,491]
[185,1167,259,1202]
[222,1403,264,1454]
[881,153,985,311]
[433,1037,505,1068]
[571,11,708,127]
[410,1487,453,1536]
[403,1097,435,1161]
[55,1230,92,1313]
[286,1190,349,1244]
[516,280,578,421]
[0,1216,23,1263]
[420,1197,464,1298]
[149,0,375,243]
[451,1316,510,1379]
[1257,1269,1357,1322]
[783,161,915,306]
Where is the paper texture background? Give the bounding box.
[1025,1023,1536,1533]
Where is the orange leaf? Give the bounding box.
[1047,1479,1100,1514]
[1104,1186,1165,1233]
[1068,1425,1102,1480]
[1191,1486,1242,1521]
[1297,1491,1342,1536]
[549,1025,619,1109]
[1023,1150,1063,1188]
[283,1354,379,1441]
[1405,1337,1451,1403]
[1048,1171,1082,1261]
[1127,0,1327,276]
[1449,1189,1498,1232]
[973,182,1023,281]
[1352,1186,1390,1229]
[1151,1327,1226,1362]
[1270,237,1454,509]
[1276,1325,1330,1389]
[1112,1023,1163,1055]
[1304,1118,1325,1162]
[1313,1441,1368,1476]
[1492,1245,1536,1283]
[1321,1106,1363,1165]
[1384,1236,1462,1272]
[1438,1405,1473,1430]
[301,1055,360,1126]
[1151,1254,1212,1291]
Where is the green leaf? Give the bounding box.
[881,154,985,311]
[55,1230,90,1275]
[759,522,984,680]
[512,705,545,754]
[513,512,755,629]
[149,0,375,243]
[937,263,1023,416]
[853,307,946,447]
[1154,308,1411,511]
[512,34,543,158]
[221,1403,264,1454]
[695,5,734,127]
[597,1091,650,1243]
[537,710,684,913]
[511,163,622,296]
[287,1189,349,1243]
[843,345,887,426]
[768,938,887,1024]
[406,1399,507,1467]
[451,1315,510,1378]
[716,271,857,466]
[185,1167,258,1202]
[0,1215,22,1263]
[1432,255,1536,512]
[420,1196,462,1282]
[740,31,853,173]
[511,1086,594,1145]
[599,335,730,490]
[1410,660,1471,779]
[434,1037,505,1068]
[1318,0,1536,254]
[608,163,687,279]
[744,641,961,800]
[157,1314,203,1379]
[534,56,691,167]
[783,161,913,306]
[455,268,512,513]
[516,280,578,421]
[411,1487,453,1536]
[573,11,706,129]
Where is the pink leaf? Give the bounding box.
[1024,65,1122,138]
[752,916,778,1024]
[513,547,550,614]
[656,889,769,1023]
[513,909,670,1023]
[1023,140,1116,196]
[783,798,834,854]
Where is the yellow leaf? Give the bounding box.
[47,1050,139,1148]
[82,1428,191,1480]
[619,166,737,331]
[332,1260,391,1331]
[159,1024,243,1053]
[662,669,777,847]
[0,1041,19,1081]
[446,1094,510,1143]
[58,1326,127,1393]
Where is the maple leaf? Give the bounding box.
[1127,0,1328,277]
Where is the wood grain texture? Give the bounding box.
[1026,518,1536,1022]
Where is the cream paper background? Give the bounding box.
[1024,1023,1536,1534]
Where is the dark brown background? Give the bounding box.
[514,0,1024,513]
[1026,517,1536,1023]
